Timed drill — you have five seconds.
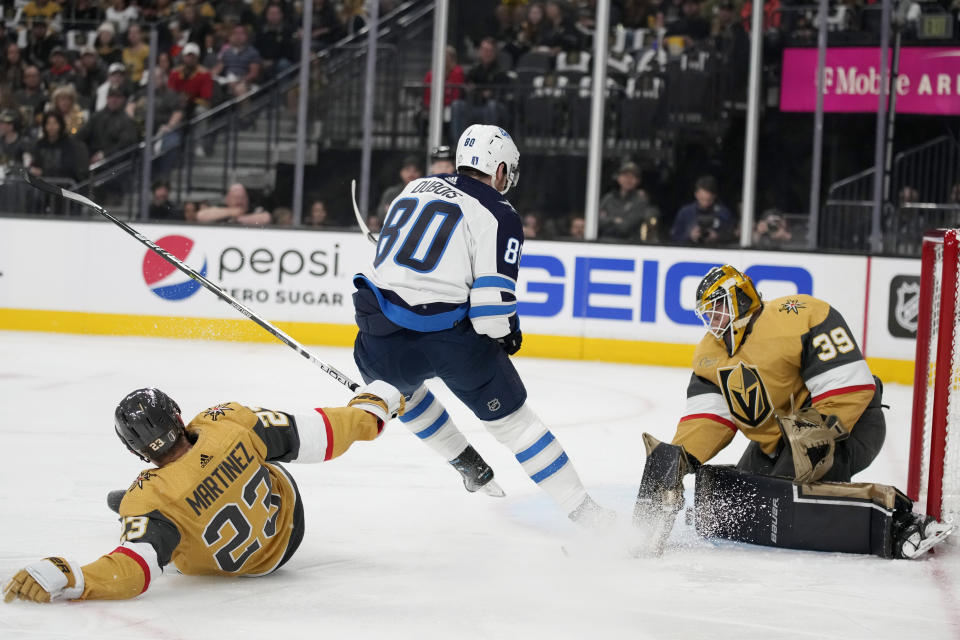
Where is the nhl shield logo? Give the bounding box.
[487,398,501,412]
[888,275,920,338]
[717,362,773,428]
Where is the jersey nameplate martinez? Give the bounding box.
[717,362,774,428]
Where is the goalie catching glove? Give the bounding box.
[3,557,84,604]
[775,407,848,483]
[348,380,405,426]
[631,433,694,556]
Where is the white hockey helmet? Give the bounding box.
[456,124,520,194]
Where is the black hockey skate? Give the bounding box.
[449,446,505,497]
[892,511,955,559]
[107,489,126,514]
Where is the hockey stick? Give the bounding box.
[350,179,379,245]
[20,169,360,391]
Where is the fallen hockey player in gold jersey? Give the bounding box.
[633,265,953,558]
[3,382,403,603]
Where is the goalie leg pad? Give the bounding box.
[694,465,905,558]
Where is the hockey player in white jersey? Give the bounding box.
[352,124,610,525]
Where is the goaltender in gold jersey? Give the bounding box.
[632,265,952,560]
[3,381,404,603]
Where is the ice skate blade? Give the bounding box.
[479,479,506,498]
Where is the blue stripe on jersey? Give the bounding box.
[469,303,517,319]
[415,410,449,439]
[354,275,468,332]
[473,275,516,291]
[515,431,556,463]
[399,390,435,423]
[530,452,569,483]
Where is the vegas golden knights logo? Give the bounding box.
[717,362,773,428]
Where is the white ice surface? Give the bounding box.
[0,331,958,640]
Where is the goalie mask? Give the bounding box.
[694,265,762,356]
[456,124,520,195]
[114,388,185,463]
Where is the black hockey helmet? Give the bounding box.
[114,388,185,462]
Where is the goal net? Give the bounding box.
[909,229,960,529]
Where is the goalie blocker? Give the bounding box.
[694,465,954,559]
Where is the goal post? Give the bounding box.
[908,229,960,526]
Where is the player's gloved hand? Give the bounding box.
[775,407,849,483]
[497,328,522,355]
[3,557,84,604]
[348,380,405,425]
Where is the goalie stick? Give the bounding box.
[350,179,379,245]
[21,169,360,391]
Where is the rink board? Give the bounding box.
[0,218,920,382]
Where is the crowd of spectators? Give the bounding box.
[0,0,392,216]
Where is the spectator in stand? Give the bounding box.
[95,62,135,111]
[375,155,423,223]
[197,182,271,225]
[422,45,464,140]
[311,0,346,49]
[428,145,455,175]
[366,213,382,234]
[179,4,215,48]
[272,206,294,226]
[543,0,583,53]
[134,67,184,170]
[523,212,542,239]
[714,1,749,100]
[48,84,86,136]
[22,0,62,29]
[29,111,89,184]
[94,22,123,67]
[753,208,793,247]
[216,0,258,28]
[666,0,712,44]
[167,20,188,59]
[506,1,550,61]
[105,0,139,34]
[339,0,368,36]
[24,20,63,70]
[306,200,332,228]
[77,86,138,167]
[670,175,734,245]
[73,47,106,110]
[567,215,586,240]
[214,24,262,98]
[256,4,299,74]
[1,43,26,92]
[0,109,31,168]
[598,161,660,243]
[44,47,76,90]
[148,180,184,220]
[450,37,512,142]
[169,42,214,116]
[0,108,32,212]
[183,200,200,222]
[13,66,49,128]
[122,24,151,84]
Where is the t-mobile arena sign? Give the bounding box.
[780,47,960,115]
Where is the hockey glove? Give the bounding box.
[631,433,692,556]
[3,557,84,604]
[497,328,522,355]
[775,407,848,483]
[348,380,405,426]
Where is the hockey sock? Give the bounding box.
[399,385,470,461]
[483,403,588,514]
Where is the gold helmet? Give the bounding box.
[694,265,762,356]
